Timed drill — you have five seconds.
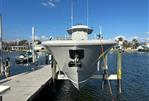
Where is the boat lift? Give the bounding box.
[93,49,122,100]
[50,48,123,99]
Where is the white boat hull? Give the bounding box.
[42,40,115,89]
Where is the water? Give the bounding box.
[0,51,48,79]
[1,52,149,101]
[34,52,149,101]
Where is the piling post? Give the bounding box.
[97,60,100,71]
[0,96,2,101]
[117,49,122,94]
[51,55,57,92]
[32,27,35,64]
[51,56,57,81]
[101,55,108,89]
[5,57,10,78]
[102,54,114,100]
[45,53,49,64]
[0,61,4,77]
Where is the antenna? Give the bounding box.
[0,15,2,50]
[97,26,102,39]
[71,1,74,27]
[87,0,89,26]
[99,26,103,39]
[0,0,3,46]
[0,15,3,71]
[100,26,102,35]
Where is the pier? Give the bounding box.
[0,64,51,101]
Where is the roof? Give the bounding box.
[67,25,93,34]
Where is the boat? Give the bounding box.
[42,24,116,89]
[137,44,149,52]
[15,51,32,64]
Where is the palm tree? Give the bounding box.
[123,40,129,49]
[132,38,139,49]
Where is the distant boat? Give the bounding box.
[42,24,116,89]
[15,51,32,64]
[34,44,46,52]
[137,43,149,52]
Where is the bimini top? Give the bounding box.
[67,24,93,34]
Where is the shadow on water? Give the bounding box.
[28,79,121,101]
[28,79,66,101]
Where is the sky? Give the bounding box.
[0,0,148,41]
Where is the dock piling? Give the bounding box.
[102,55,113,96]
[5,57,10,78]
[0,96,2,101]
[97,60,100,71]
[117,49,122,94]
[45,53,49,64]
[32,27,35,64]
[51,55,57,92]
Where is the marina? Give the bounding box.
[0,0,148,101]
[0,50,148,101]
[28,52,149,101]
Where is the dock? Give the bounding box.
[0,64,52,101]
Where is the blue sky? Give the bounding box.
[0,0,148,41]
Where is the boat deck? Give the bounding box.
[0,65,51,101]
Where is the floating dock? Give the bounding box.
[0,65,51,101]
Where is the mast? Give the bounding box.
[32,27,35,63]
[99,26,103,39]
[71,1,74,27]
[86,0,89,33]
[0,15,2,51]
[87,0,89,26]
[0,14,3,73]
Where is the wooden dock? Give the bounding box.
[0,64,52,101]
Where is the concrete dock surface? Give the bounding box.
[0,64,51,101]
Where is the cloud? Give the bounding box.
[30,35,49,41]
[47,1,55,7]
[41,2,48,7]
[128,36,140,41]
[41,0,60,8]
[54,0,60,2]
[41,35,49,40]
[114,35,126,41]
[145,32,149,34]
[34,35,40,40]
[132,36,139,39]
[49,0,60,2]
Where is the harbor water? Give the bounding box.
[33,52,149,101]
[0,51,48,79]
[1,51,149,101]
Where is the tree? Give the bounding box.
[35,40,41,45]
[132,38,139,49]
[19,40,28,46]
[123,40,129,49]
[118,37,124,42]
